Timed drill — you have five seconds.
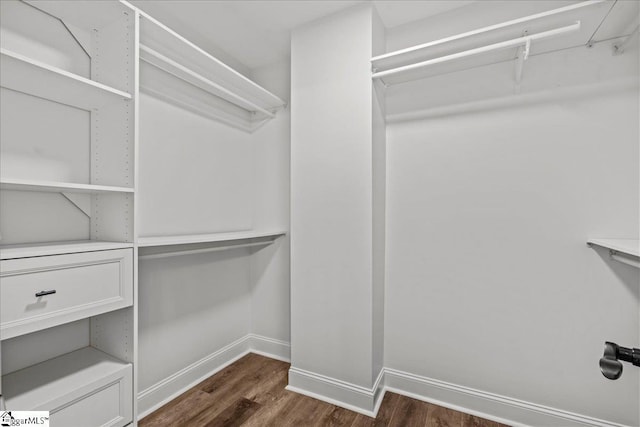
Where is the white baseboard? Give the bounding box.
[248,334,291,362]
[286,366,385,417]
[384,368,633,427]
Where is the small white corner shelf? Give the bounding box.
[137,230,286,260]
[2,347,131,412]
[137,12,286,132]
[0,178,134,194]
[0,49,131,110]
[0,240,134,260]
[588,238,640,268]
[371,0,612,85]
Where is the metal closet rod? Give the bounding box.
[139,241,272,260]
[372,21,581,80]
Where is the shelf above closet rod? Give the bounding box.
[587,238,640,268]
[138,241,274,260]
[127,0,286,131]
[137,231,285,247]
[371,1,605,70]
[139,45,276,119]
[137,231,286,260]
[372,21,581,82]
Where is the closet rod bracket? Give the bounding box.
[514,31,530,85]
[609,249,640,268]
[613,25,639,55]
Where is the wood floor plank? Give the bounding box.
[241,359,289,405]
[202,397,261,427]
[240,370,294,427]
[245,389,299,427]
[184,357,284,426]
[139,390,215,427]
[462,413,509,427]
[350,414,376,427]
[426,403,464,427]
[318,405,359,426]
[387,394,429,427]
[373,392,401,427]
[274,394,333,427]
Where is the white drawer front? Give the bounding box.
[51,365,132,427]
[1,249,133,339]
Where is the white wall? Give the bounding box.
[249,60,291,346]
[137,94,253,237]
[384,38,639,427]
[372,9,386,384]
[290,4,380,392]
[138,250,252,391]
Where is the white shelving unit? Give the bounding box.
[371,0,613,85]
[0,241,134,260]
[0,49,131,110]
[0,178,134,194]
[0,0,136,424]
[588,238,640,268]
[135,7,286,132]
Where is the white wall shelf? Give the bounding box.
[588,238,640,268]
[371,0,612,85]
[2,347,131,415]
[137,230,285,247]
[0,178,134,194]
[137,231,286,260]
[0,241,134,260]
[588,238,639,257]
[135,8,286,132]
[0,48,132,111]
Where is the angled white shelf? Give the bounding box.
[0,178,134,194]
[371,0,612,85]
[140,59,270,133]
[135,9,286,132]
[0,240,134,260]
[138,230,286,247]
[137,231,286,260]
[2,347,131,412]
[588,238,639,268]
[0,48,131,110]
[587,239,639,257]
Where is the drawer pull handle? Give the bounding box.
[35,290,56,297]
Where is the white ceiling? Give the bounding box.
[130,0,475,71]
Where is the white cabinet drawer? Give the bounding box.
[3,347,132,427]
[1,249,133,339]
[51,365,132,427]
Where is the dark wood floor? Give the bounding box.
[140,353,509,427]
